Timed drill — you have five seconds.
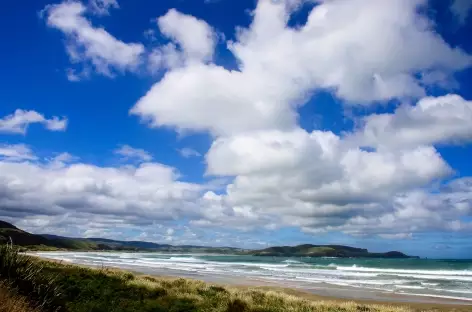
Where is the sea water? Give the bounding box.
[35,252,472,302]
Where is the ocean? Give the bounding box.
[35,252,472,302]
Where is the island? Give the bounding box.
[245,244,418,258]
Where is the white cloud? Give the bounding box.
[131,63,298,136]
[451,0,472,25]
[130,0,472,238]
[0,136,470,240]
[199,127,457,233]
[350,94,472,150]
[44,1,144,78]
[66,68,82,82]
[18,0,472,242]
[89,0,119,16]
[0,153,204,228]
[378,233,413,240]
[206,129,339,176]
[147,10,217,73]
[207,129,451,196]
[114,145,153,162]
[47,152,79,169]
[132,0,471,137]
[0,144,37,161]
[178,147,201,158]
[52,152,76,163]
[45,116,68,131]
[158,9,216,64]
[330,184,472,237]
[0,109,67,134]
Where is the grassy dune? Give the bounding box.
[0,244,466,312]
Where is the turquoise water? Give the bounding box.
[36,252,472,301]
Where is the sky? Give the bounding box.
[1,0,472,258]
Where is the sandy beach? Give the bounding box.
[33,253,472,311]
[119,266,472,308]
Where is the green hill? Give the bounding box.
[246,244,416,258]
[0,221,67,250]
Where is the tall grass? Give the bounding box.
[0,243,62,311]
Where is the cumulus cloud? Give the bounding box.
[132,0,471,136]
[43,1,144,79]
[0,151,205,232]
[330,184,472,237]
[200,128,456,234]
[152,9,217,68]
[23,0,472,242]
[0,109,67,134]
[350,94,472,150]
[114,145,153,162]
[126,0,472,239]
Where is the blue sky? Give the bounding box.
[1,0,472,258]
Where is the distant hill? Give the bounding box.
[41,235,172,250]
[0,220,18,230]
[0,220,416,258]
[246,244,417,258]
[87,238,172,249]
[40,233,242,253]
[0,220,67,249]
[0,221,243,253]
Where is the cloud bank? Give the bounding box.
[4,0,471,246]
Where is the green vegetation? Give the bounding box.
[0,243,419,312]
[247,244,417,258]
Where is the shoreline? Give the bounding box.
[127,268,472,307]
[32,254,472,311]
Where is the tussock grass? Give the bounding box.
[0,244,62,311]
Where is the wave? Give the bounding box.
[394,285,425,290]
[336,265,472,276]
[169,256,202,263]
[401,292,472,302]
[34,252,472,302]
[282,259,303,264]
[429,288,472,295]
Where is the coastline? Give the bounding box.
[33,254,472,311]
